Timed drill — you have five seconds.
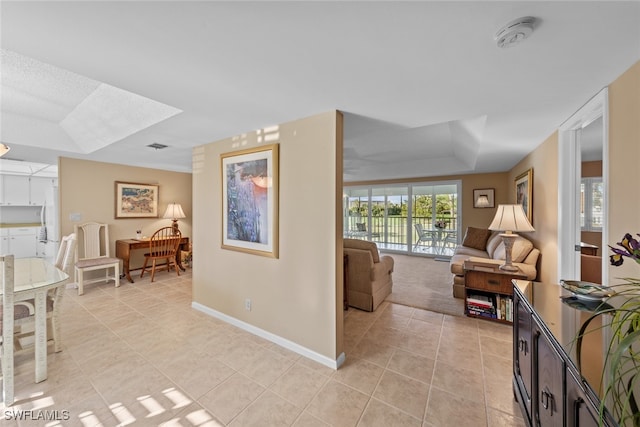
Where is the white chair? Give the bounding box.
[1,254,16,405]
[74,222,120,295]
[413,223,436,250]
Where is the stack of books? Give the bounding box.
[466,294,496,319]
[467,292,513,321]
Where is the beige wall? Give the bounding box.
[346,171,510,233]
[59,157,192,269]
[192,111,343,363]
[506,60,640,285]
[607,60,640,282]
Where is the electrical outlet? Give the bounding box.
[245,298,251,311]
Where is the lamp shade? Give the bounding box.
[488,204,534,232]
[163,203,186,220]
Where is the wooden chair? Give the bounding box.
[74,222,120,295]
[140,227,182,282]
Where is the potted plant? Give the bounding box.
[576,232,640,426]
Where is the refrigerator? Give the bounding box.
[38,185,59,263]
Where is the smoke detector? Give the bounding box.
[495,16,537,48]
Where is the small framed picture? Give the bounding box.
[115,182,159,218]
[473,188,495,208]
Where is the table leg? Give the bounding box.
[34,291,47,383]
[122,257,134,283]
[176,244,187,272]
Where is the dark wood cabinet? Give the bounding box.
[534,325,565,426]
[512,280,617,427]
[566,368,600,427]
[514,290,534,424]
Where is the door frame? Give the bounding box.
[558,87,609,285]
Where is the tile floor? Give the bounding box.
[2,269,526,427]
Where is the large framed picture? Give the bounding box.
[221,144,279,258]
[115,182,159,218]
[515,168,533,223]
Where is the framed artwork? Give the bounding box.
[221,144,279,258]
[515,168,533,222]
[115,182,159,218]
[473,188,495,208]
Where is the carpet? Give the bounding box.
[384,253,465,317]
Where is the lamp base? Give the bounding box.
[499,264,519,272]
[499,232,519,273]
[171,220,180,235]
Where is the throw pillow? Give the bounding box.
[462,227,492,251]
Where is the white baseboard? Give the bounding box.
[191,302,344,370]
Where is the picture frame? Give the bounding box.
[515,168,533,223]
[473,188,495,208]
[115,182,159,218]
[221,144,279,258]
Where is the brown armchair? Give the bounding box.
[343,238,394,311]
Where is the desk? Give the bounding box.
[580,242,599,256]
[116,237,189,283]
[2,258,68,384]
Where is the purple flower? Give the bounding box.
[608,233,640,266]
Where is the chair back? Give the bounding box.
[148,227,182,258]
[1,254,15,405]
[56,233,77,276]
[74,222,111,261]
[415,223,428,236]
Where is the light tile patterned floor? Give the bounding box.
[1,269,526,426]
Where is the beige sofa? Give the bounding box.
[343,238,394,311]
[449,227,540,298]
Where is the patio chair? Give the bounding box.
[140,227,182,282]
[74,222,120,295]
[413,223,436,250]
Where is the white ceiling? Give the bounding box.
[1,1,639,181]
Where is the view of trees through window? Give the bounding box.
[344,182,460,255]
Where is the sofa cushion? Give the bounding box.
[461,227,492,250]
[344,238,380,263]
[492,235,534,263]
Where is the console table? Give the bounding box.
[512,279,617,427]
[116,237,189,283]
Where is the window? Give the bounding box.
[581,177,603,231]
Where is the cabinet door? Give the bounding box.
[10,234,37,258]
[566,369,600,427]
[29,177,54,205]
[514,291,533,424]
[0,236,10,254]
[534,322,565,427]
[2,175,30,205]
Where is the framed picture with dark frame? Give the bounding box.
[515,168,533,223]
[115,181,159,218]
[221,143,279,258]
[473,188,495,208]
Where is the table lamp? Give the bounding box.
[488,204,534,272]
[163,203,186,235]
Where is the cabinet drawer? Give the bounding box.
[9,227,38,236]
[465,270,520,294]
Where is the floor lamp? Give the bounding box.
[488,204,535,272]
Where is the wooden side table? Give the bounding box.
[464,260,526,324]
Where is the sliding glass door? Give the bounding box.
[344,181,460,257]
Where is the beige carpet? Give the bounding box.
[384,253,465,317]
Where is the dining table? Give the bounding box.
[2,257,69,383]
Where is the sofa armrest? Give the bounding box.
[372,255,394,281]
